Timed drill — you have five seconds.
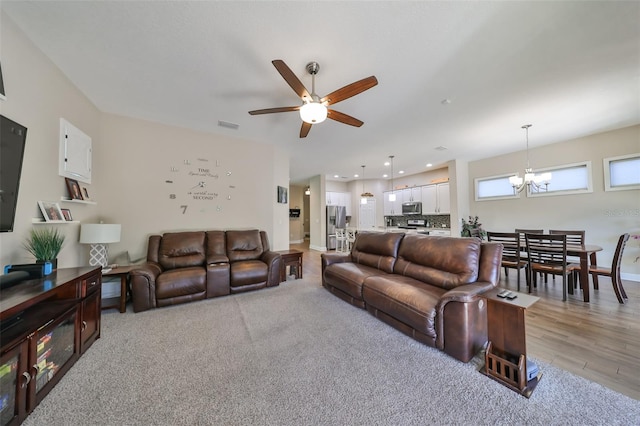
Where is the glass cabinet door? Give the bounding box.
[0,342,28,426]
[34,310,77,395]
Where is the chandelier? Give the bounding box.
[388,155,396,201]
[509,124,551,194]
[360,165,374,204]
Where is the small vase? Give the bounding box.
[37,259,58,273]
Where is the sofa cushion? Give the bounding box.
[156,266,206,299]
[158,232,206,269]
[230,260,268,287]
[351,232,405,273]
[394,235,480,290]
[324,262,388,301]
[363,274,447,338]
[226,230,264,262]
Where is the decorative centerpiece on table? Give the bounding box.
[461,216,486,240]
[23,227,65,269]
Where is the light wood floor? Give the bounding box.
[290,241,640,401]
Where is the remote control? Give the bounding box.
[497,290,510,298]
[506,292,518,300]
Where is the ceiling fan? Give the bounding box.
[248,60,378,138]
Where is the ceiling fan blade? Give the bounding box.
[248,106,300,115]
[300,122,312,138]
[327,109,364,127]
[272,60,311,101]
[321,76,378,105]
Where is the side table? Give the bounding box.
[101,265,137,313]
[482,287,541,398]
[276,250,303,282]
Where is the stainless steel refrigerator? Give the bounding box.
[327,205,347,250]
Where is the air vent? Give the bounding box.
[218,120,239,130]
[435,146,447,151]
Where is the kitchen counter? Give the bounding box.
[358,227,451,236]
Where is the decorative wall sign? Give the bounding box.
[277,186,288,204]
[165,157,234,214]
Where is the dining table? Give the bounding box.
[566,244,603,302]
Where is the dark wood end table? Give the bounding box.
[482,287,541,397]
[101,265,137,313]
[276,250,303,283]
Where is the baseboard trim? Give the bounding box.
[289,239,304,244]
[621,272,640,282]
[309,244,327,252]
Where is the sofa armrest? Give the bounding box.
[434,281,497,352]
[260,250,282,287]
[129,262,163,312]
[321,252,352,277]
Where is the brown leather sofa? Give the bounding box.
[130,229,281,312]
[321,232,502,362]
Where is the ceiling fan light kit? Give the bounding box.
[248,59,378,137]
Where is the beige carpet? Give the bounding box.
[23,278,640,425]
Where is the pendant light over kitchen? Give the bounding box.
[388,155,396,202]
[360,165,374,204]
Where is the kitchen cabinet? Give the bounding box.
[0,267,101,426]
[326,192,352,216]
[383,191,403,216]
[421,183,450,214]
[401,187,422,203]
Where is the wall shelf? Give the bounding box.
[60,197,97,205]
[32,218,79,224]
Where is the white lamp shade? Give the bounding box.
[299,102,327,124]
[388,192,396,202]
[80,224,121,244]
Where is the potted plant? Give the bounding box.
[23,228,65,269]
[461,216,486,240]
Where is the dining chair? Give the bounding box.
[525,233,580,301]
[335,228,348,253]
[487,231,529,291]
[346,228,357,252]
[550,229,586,287]
[515,228,544,284]
[469,228,482,239]
[582,233,630,304]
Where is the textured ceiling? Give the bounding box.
[2,1,639,185]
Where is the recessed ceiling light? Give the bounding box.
[426,163,432,167]
[399,170,405,174]
[384,161,390,166]
[354,174,359,178]
[333,174,339,178]
[441,99,451,105]
[383,174,388,178]
[435,146,447,151]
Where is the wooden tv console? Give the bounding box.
[0,267,101,426]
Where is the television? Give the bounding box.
[0,115,27,232]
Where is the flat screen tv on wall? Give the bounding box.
[0,115,27,232]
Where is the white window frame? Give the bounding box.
[474,173,520,201]
[604,153,640,191]
[527,161,592,198]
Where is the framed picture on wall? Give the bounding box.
[61,208,73,221]
[0,61,5,101]
[277,186,288,204]
[81,186,92,201]
[65,178,83,200]
[38,201,64,222]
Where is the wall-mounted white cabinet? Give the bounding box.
[401,187,422,203]
[58,118,92,183]
[383,191,403,216]
[326,191,352,216]
[421,183,450,214]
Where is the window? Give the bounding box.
[527,161,592,197]
[604,153,640,191]
[475,174,519,201]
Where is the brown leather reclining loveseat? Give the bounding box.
[321,232,502,362]
[130,229,281,312]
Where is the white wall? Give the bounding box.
[0,12,289,270]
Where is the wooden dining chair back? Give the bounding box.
[346,228,357,251]
[525,233,579,301]
[335,228,348,253]
[487,232,529,291]
[586,233,630,304]
[469,228,482,239]
[515,229,543,252]
[549,229,585,246]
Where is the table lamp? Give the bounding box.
[79,223,121,269]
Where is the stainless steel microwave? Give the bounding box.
[402,202,422,215]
